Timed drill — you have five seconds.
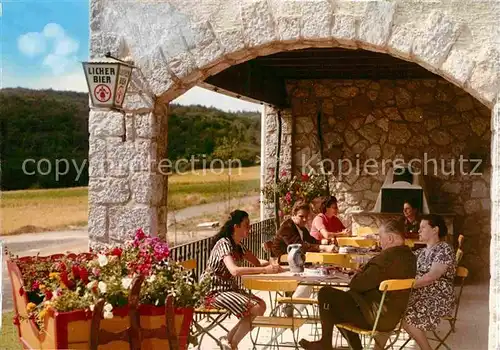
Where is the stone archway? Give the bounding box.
[89,0,500,347]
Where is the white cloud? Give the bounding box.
[17,32,46,57]
[42,23,65,39]
[17,23,80,75]
[43,54,78,75]
[173,86,262,112]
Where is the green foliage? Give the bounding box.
[0,89,261,190]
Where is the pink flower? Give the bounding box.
[92,267,101,277]
[135,228,146,241]
[285,192,292,203]
[278,210,284,217]
[32,281,40,290]
[280,170,287,177]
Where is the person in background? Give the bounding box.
[202,210,282,350]
[271,201,335,316]
[299,219,417,350]
[310,196,351,241]
[402,214,456,350]
[402,199,421,235]
[271,201,335,258]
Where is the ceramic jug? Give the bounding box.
[287,244,305,273]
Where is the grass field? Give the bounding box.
[1,166,261,235]
[1,312,21,350]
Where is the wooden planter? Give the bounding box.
[7,254,194,350]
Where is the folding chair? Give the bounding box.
[336,278,415,349]
[457,234,464,250]
[429,266,469,350]
[243,279,307,349]
[455,248,463,264]
[179,259,231,348]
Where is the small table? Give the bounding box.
[241,270,351,286]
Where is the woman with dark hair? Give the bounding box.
[201,209,281,350]
[310,196,351,241]
[403,214,456,350]
[402,199,421,234]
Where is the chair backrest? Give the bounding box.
[457,234,465,249]
[379,278,415,292]
[243,279,298,292]
[455,249,464,264]
[179,259,197,271]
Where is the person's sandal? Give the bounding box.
[219,336,232,350]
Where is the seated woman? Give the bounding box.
[402,214,456,350]
[311,196,351,242]
[402,199,421,235]
[202,209,282,350]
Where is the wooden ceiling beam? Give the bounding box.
[204,61,289,108]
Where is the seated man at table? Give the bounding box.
[271,201,335,258]
[300,219,417,350]
[271,201,335,316]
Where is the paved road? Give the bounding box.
[1,195,261,312]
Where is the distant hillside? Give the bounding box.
[0,88,261,190]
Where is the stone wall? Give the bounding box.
[88,90,169,250]
[286,78,491,280]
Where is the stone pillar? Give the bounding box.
[261,106,293,220]
[88,90,169,249]
[490,101,500,349]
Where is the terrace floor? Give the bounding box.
[189,282,489,349]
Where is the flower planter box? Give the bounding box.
[7,254,194,350]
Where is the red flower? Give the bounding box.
[79,267,89,284]
[135,228,145,241]
[110,247,123,257]
[280,170,287,177]
[32,281,40,290]
[13,315,20,326]
[19,287,24,296]
[45,290,53,300]
[60,271,75,289]
[71,265,80,280]
[301,174,309,181]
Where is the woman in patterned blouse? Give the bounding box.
[201,209,282,350]
[403,214,456,350]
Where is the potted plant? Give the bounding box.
[6,229,211,350]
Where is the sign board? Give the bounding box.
[82,61,133,110]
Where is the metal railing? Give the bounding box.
[170,218,276,281]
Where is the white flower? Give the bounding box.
[86,281,97,290]
[121,277,133,290]
[155,299,159,306]
[147,275,156,283]
[103,303,114,319]
[89,304,95,312]
[98,281,107,294]
[97,254,108,267]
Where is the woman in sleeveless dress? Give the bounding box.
[201,209,281,350]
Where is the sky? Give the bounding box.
[0,1,261,113]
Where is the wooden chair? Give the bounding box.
[243,279,307,349]
[89,275,179,350]
[179,259,231,349]
[336,278,415,350]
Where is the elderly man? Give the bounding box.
[300,219,417,350]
